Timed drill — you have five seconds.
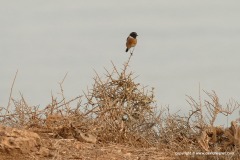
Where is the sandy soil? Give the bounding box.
[0,125,173,160]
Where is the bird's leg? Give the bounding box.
[130,47,135,55]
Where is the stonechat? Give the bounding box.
[125,32,138,54]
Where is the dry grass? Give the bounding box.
[1,55,240,159]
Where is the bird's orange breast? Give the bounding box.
[126,37,137,49]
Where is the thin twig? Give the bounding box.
[58,72,68,114]
[4,70,18,121]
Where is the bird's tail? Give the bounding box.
[125,48,129,52]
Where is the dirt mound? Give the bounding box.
[0,125,41,155]
[0,124,171,159]
[0,125,52,159]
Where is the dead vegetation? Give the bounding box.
[0,55,240,159]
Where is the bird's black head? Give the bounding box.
[129,32,138,38]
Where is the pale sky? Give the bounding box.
[1,0,240,125]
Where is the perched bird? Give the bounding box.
[125,32,138,54]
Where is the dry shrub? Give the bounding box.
[160,90,240,159]
[0,93,43,128]
[0,55,160,148]
[187,91,240,153]
[1,55,240,159]
[157,110,199,152]
[82,56,158,146]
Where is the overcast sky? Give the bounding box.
[1,0,240,125]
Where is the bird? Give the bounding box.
[125,32,138,54]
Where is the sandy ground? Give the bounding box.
[0,125,173,160]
